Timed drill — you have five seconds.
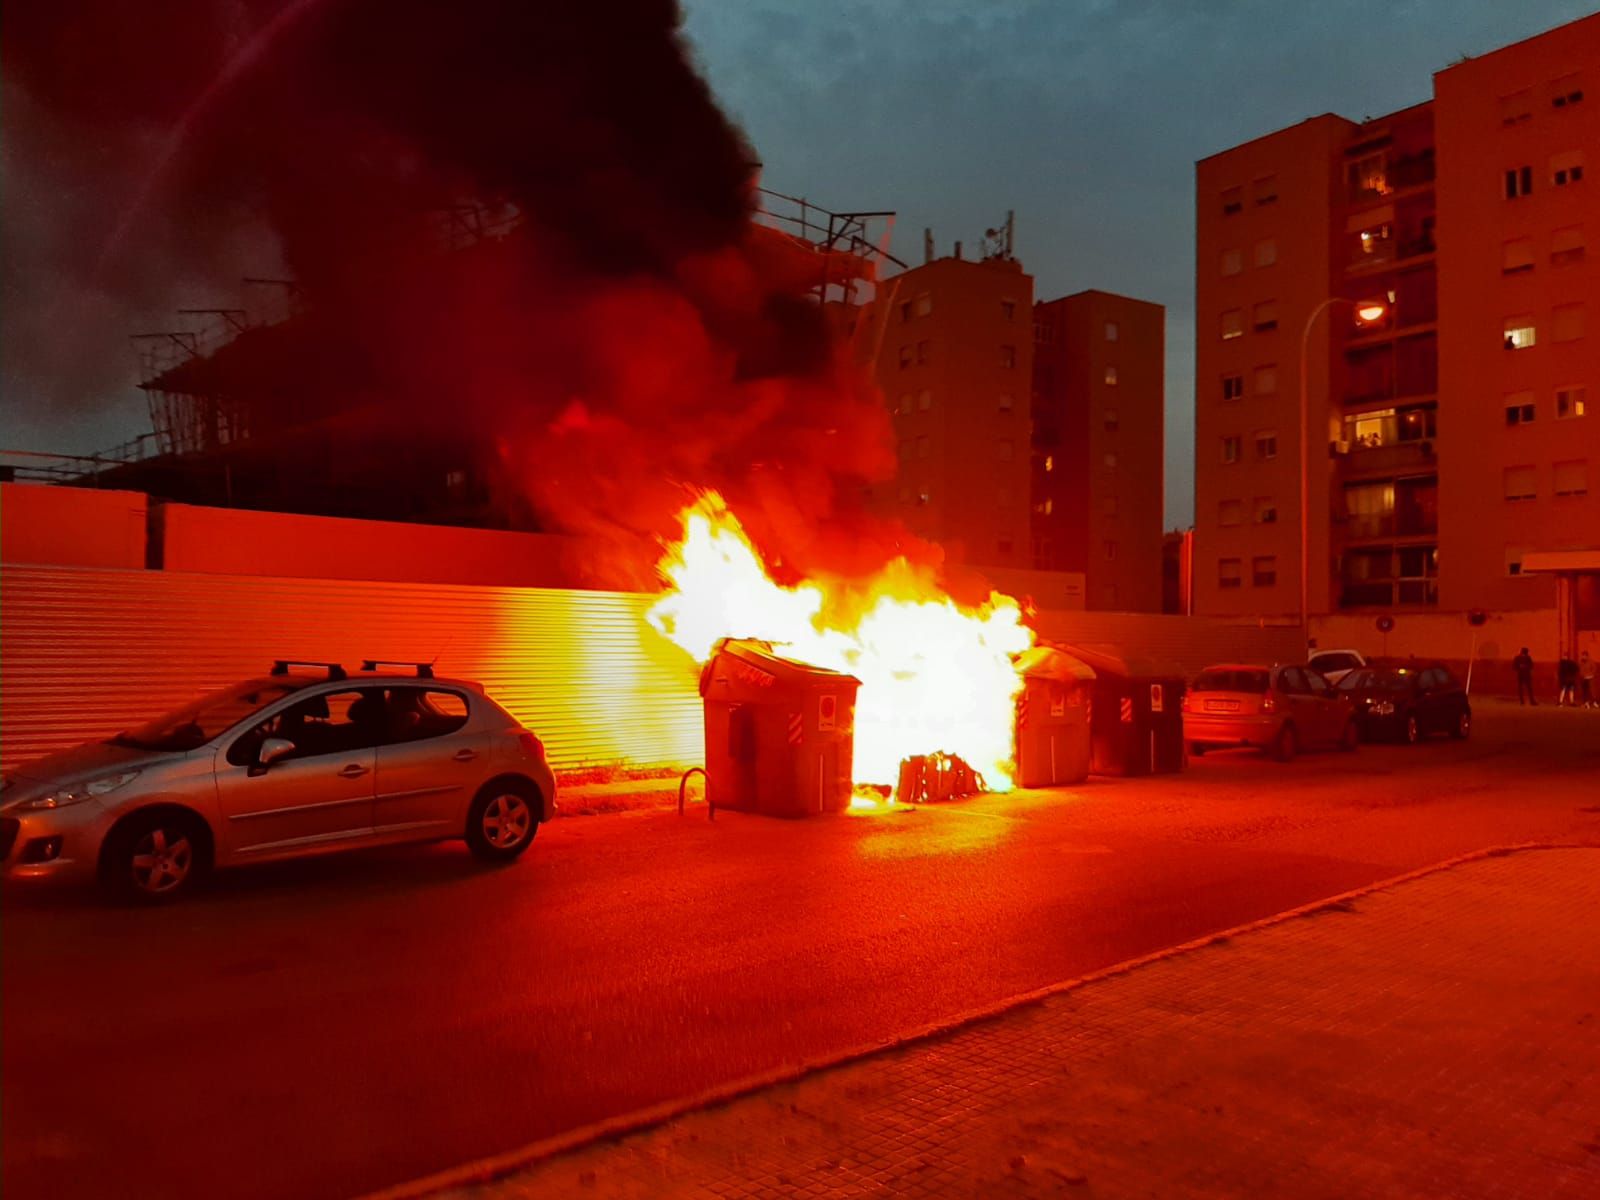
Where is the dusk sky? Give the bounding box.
[5,1,1591,530]
[680,0,1593,528]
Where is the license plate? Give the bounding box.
[1205,699,1240,712]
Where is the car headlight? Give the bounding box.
[1371,700,1395,716]
[22,771,140,810]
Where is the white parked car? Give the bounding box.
[1307,648,1367,685]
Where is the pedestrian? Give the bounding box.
[1513,647,1536,705]
[1557,652,1579,707]
[1581,650,1597,709]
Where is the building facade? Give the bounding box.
[1193,14,1597,636]
[1033,291,1165,611]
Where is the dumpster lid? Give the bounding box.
[706,638,861,689]
[1056,642,1185,681]
[1015,645,1096,682]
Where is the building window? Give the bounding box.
[1551,74,1584,108]
[1043,454,1054,472]
[1221,309,1243,340]
[919,389,933,411]
[918,488,931,505]
[1506,547,1526,577]
[1254,238,1277,268]
[1000,299,1015,321]
[916,339,930,365]
[1104,366,1118,386]
[913,292,933,318]
[1252,300,1278,331]
[1503,465,1537,501]
[1253,175,1278,205]
[1554,460,1589,497]
[1222,187,1243,215]
[1499,89,1533,126]
[897,439,914,464]
[1502,237,1535,274]
[1000,344,1016,368]
[1504,318,1536,350]
[1504,393,1536,425]
[1551,151,1586,187]
[1036,497,1053,515]
[898,301,912,323]
[1222,373,1244,401]
[1254,496,1278,524]
[1218,499,1243,526]
[997,439,1014,461]
[1255,430,1278,460]
[1221,436,1241,464]
[1505,165,1533,199]
[1103,408,1120,432]
[1104,540,1118,561]
[895,393,914,415]
[1552,304,1585,343]
[1221,248,1242,276]
[1556,386,1587,419]
[998,392,1013,413]
[1104,452,1118,468]
[916,435,930,460]
[1252,556,1278,587]
[1254,364,1278,395]
[1105,321,1119,342]
[898,344,913,369]
[1349,154,1388,199]
[1103,496,1119,517]
[1218,558,1243,589]
[1551,225,1586,267]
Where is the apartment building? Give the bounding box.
[1194,13,1597,638]
[1033,290,1165,611]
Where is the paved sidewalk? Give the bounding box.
[430,847,1600,1199]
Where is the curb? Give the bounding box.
[359,840,1594,1200]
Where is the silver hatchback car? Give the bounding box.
[0,661,556,901]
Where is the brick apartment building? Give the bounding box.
[867,253,1165,609]
[1193,14,1598,644]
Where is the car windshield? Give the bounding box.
[1193,668,1270,693]
[111,680,304,752]
[1338,669,1411,693]
[1313,652,1361,672]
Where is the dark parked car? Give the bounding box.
[1183,664,1358,761]
[1335,664,1471,744]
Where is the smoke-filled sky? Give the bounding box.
[3,0,1591,533]
[677,0,1593,528]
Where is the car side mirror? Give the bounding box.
[257,738,295,769]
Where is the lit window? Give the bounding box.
[1505,165,1533,199]
[1254,497,1278,524]
[1000,344,1016,368]
[1218,558,1243,589]
[997,392,1013,413]
[1551,151,1586,187]
[1221,248,1242,276]
[1503,318,1536,350]
[1356,223,1393,257]
[1000,299,1015,321]
[1556,386,1587,419]
[1222,373,1244,401]
[1502,238,1535,274]
[1221,436,1241,464]
[1254,364,1278,395]
[1349,155,1388,199]
[1253,175,1278,205]
[1504,465,1537,501]
[1221,309,1244,340]
[913,293,933,317]
[1252,300,1278,331]
[1255,430,1278,460]
[1043,454,1054,473]
[1218,499,1243,526]
[997,438,1014,461]
[1104,366,1118,386]
[1552,304,1585,343]
[1252,555,1277,587]
[1037,498,1053,515]
[1103,408,1119,432]
[1105,321,1119,342]
[1254,238,1277,268]
[1222,187,1243,215]
[1551,225,1586,267]
[1504,393,1536,425]
[1554,459,1588,497]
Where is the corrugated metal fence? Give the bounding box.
[1,566,703,773]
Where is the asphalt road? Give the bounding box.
[4,701,1597,1200]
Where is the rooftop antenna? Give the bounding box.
[982,210,1015,261]
[923,227,934,265]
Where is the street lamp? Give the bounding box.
[1298,296,1386,628]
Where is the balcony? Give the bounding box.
[1334,439,1436,475]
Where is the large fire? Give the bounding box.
[648,493,1034,794]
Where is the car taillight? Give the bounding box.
[1261,695,1278,713]
[517,732,544,758]
[1180,694,1191,712]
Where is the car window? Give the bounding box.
[1193,668,1270,693]
[1433,668,1457,690]
[1305,671,1333,698]
[385,687,471,744]
[1335,669,1369,692]
[1278,667,1310,695]
[116,680,304,753]
[228,687,388,765]
[1313,652,1360,672]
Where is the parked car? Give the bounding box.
[1183,664,1359,761]
[0,661,556,901]
[1307,647,1367,685]
[1335,663,1471,743]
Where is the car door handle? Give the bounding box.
[452,749,478,762]
[338,763,370,778]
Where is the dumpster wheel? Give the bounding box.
[678,767,711,820]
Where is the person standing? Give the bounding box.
[1558,652,1579,707]
[1580,650,1597,709]
[1513,647,1536,705]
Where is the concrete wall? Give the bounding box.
[1310,607,1558,695]
[0,482,147,569]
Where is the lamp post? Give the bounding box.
[1298,296,1386,630]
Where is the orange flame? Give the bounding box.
[648,492,1033,794]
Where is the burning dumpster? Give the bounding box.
[1062,645,1187,777]
[1014,645,1095,787]
[699,638,862,817]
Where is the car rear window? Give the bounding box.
[1194,668,1270,693]
[1313,652,1361,672]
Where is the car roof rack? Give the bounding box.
[361,659,435,679]
[271,660,348,680]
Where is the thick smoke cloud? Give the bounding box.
[4,0,910,582]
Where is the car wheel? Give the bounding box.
[1404,715,1420,745]
[1340,720,1359,752]
[466,781,540,862]
[1450,710,1471,740]
[102,809,210,903]
[1272,724,1297,762]
[1188,742,1207,757]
